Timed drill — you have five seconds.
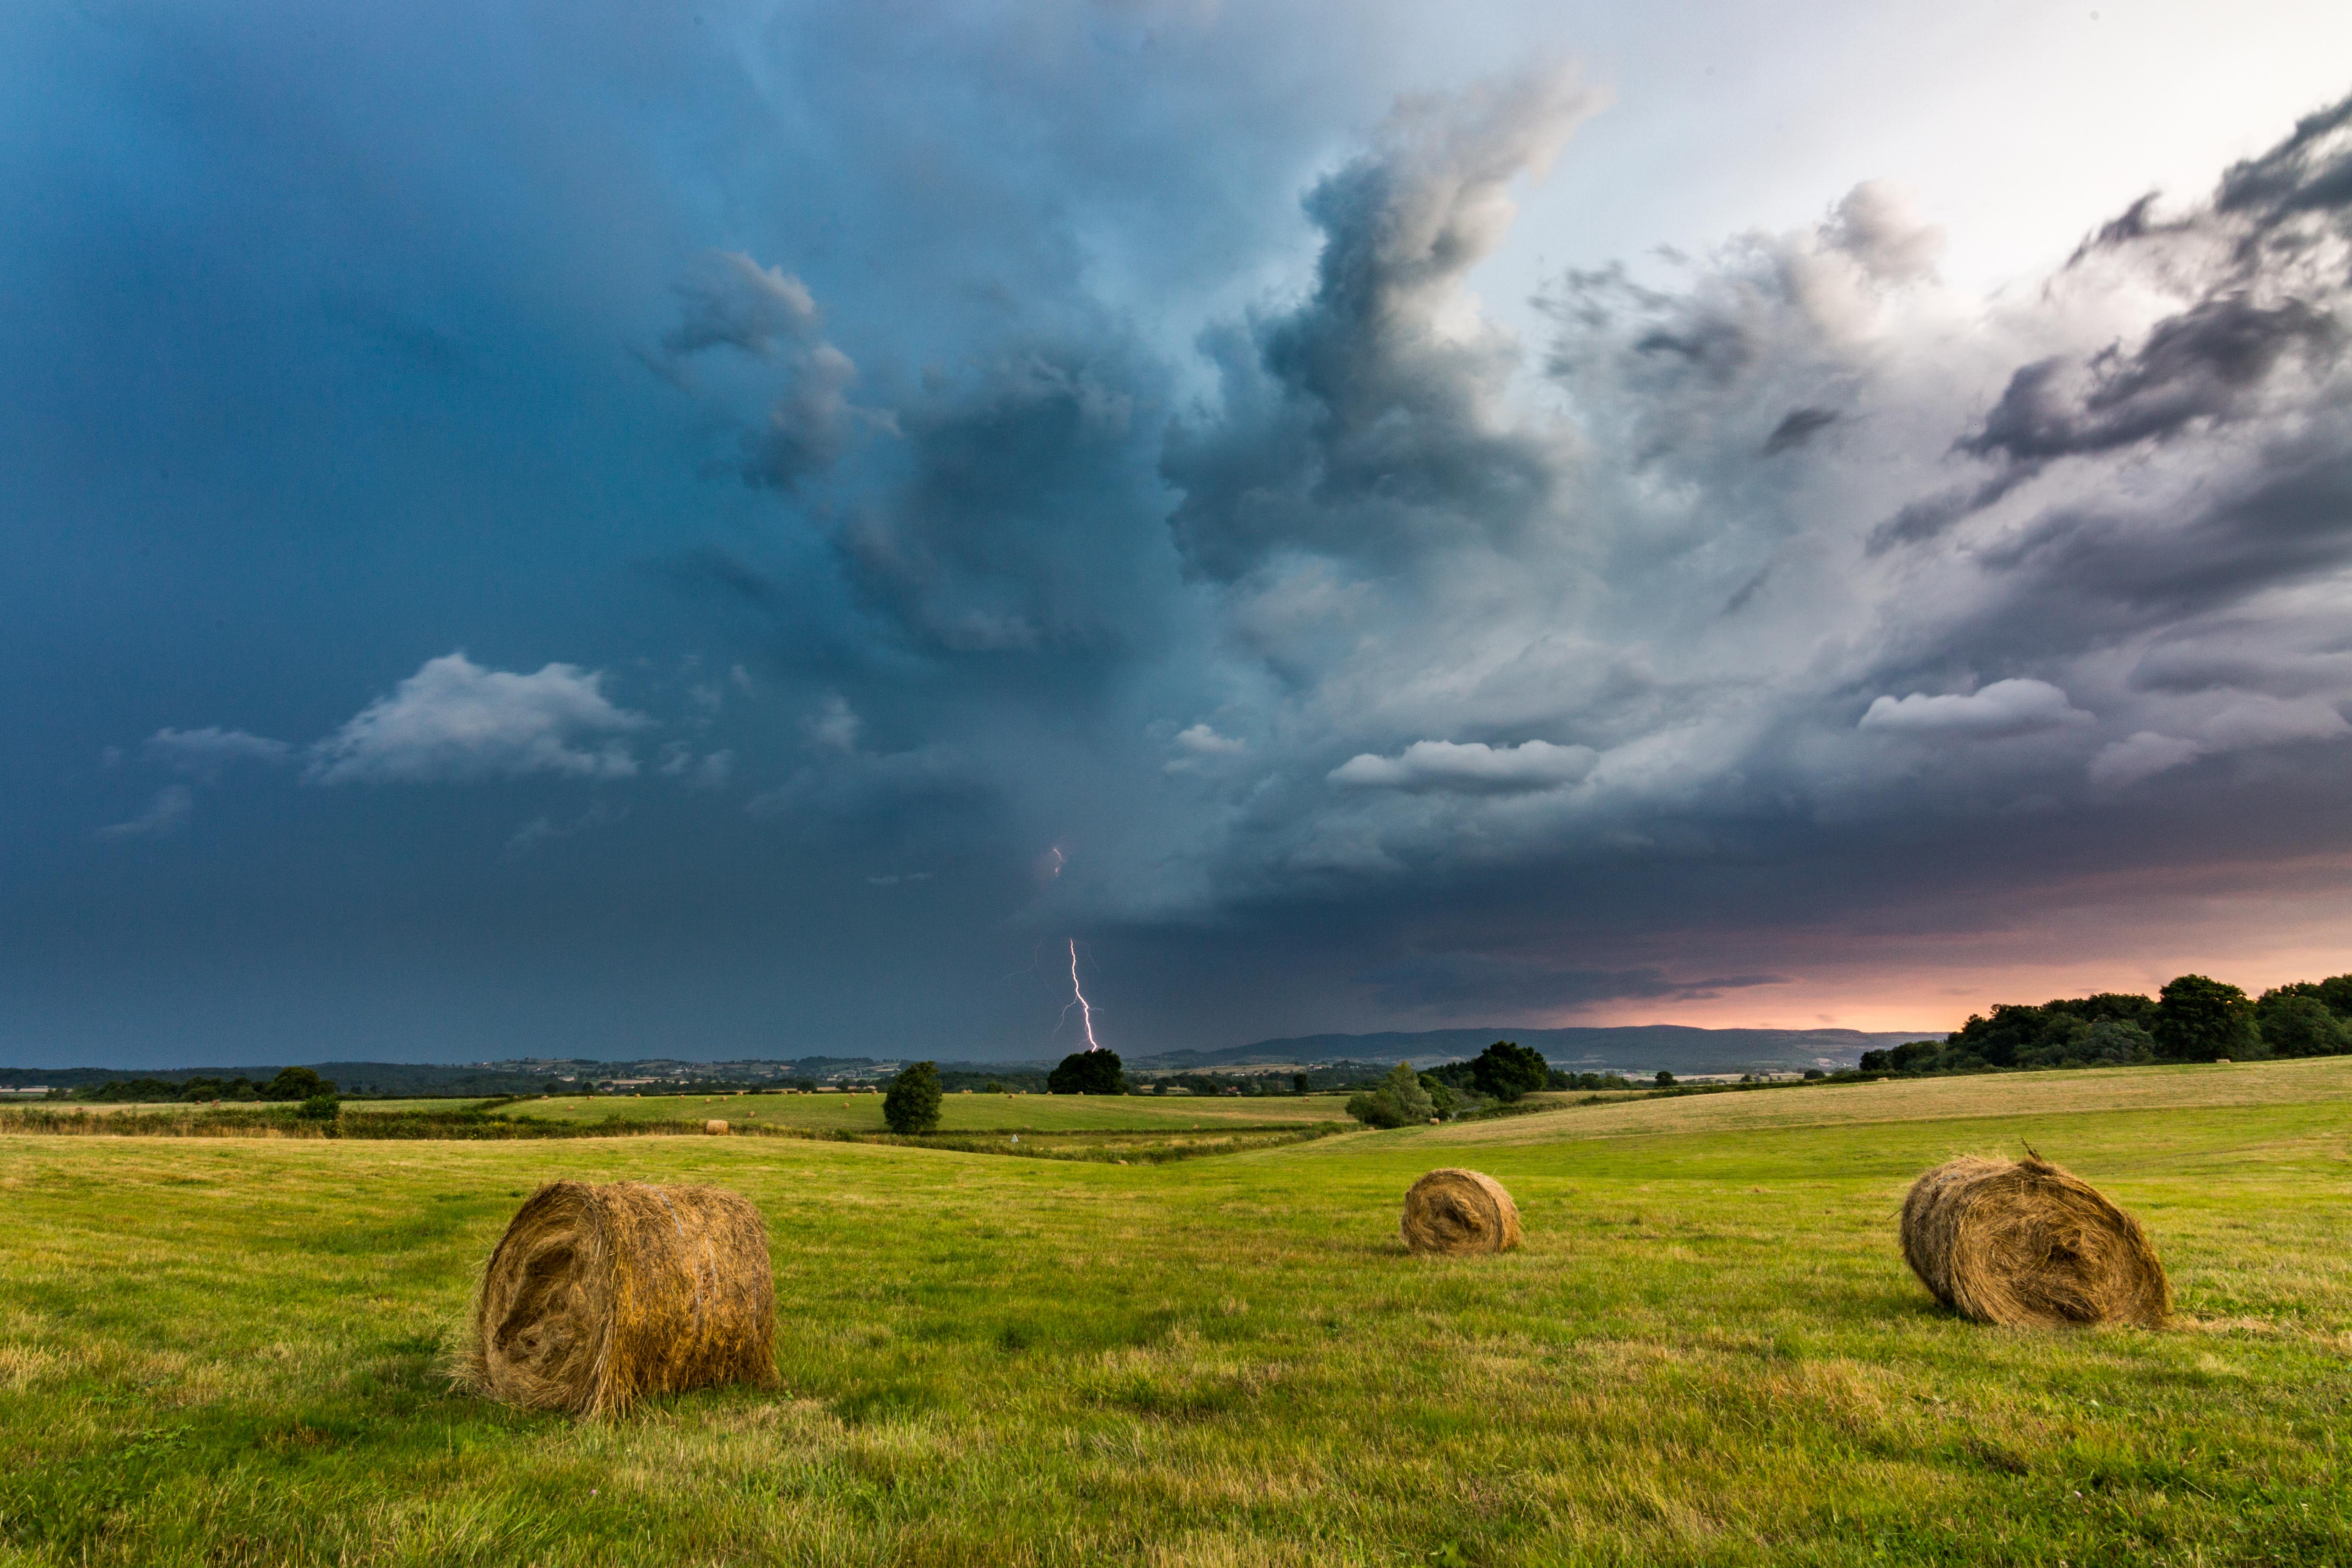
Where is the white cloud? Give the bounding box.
[1857,679,2092,738]
[143,727,292,782]
[2089,731,2205,791]
[2194,695,2349,751]
[808,693,862,752]
[306,653,647,785]
[1165,722,1248,773]
[97,785,194,840]
[1328,739,1598,794]
[2089,697,2348,792]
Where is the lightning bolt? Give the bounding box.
[1063,938,1103,1051]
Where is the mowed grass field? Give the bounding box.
[1,1061,2347,1566]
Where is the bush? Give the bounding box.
[1468,1041,1549,1103]
[1418,1072,1460,1120]
[2154,975,2261,1061]
[1047,1050,1125,1095]
[1345,1063,1434,1129]
[295,1094,340,1122]
[883,1061,944,1133]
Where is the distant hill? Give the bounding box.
[0,1027,1945,1095]
[1130,1025,1944,1075]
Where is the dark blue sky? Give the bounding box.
[8,0,2351,1067]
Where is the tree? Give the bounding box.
[1048,1050,1125,1095]
[1654,1069,1676,1087]
[883,1061,944,1132]
[1418,1072,1459,1120]
[2153,975,2260,1061]
[262,1066,335,1102]
[2256,991,2350,1058]
[1292,1072,1310,1095]
[1345,1063,1434,1128]
[295,1093,341,1123]
[1468,1041,1549,1103]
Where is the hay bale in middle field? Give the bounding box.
[461,1179,777,1417]
[1401,1167,1521,1255]
[1900,1153,2168,1328]
[705,1119,729,1134]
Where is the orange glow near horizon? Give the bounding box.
[1533,859,2352,1036]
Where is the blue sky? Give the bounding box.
[7,0,2352,1066]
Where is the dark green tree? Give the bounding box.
[2153,975,2260,1061]
[1292,1072,1310,1095]
[261,1066,335,1101]
[1468,1041,1550,1103]
[1047,1050,1125,1095]
[1654,1069,1676,1087]
[2255,991,2350,1058]
[295,1093,341,1123]
[1417,1071,1459,1120]
[1345,1063,1434,1128]
[883,1060,944,1132]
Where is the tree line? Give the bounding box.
[1859,972,2352,1076]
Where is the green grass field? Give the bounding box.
[2,1058,2347,1566]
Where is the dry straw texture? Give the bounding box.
[705,1120,729,1134]
[1401,1167,1521,1255]
[461,1180,777,1416]
[1900,1153,2169,1328]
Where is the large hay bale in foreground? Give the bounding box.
[1900,1154,2168,1328]
[1401,1167,1521,1255]
[462,1180,777,1416]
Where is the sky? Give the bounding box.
[6,0,2352,1067]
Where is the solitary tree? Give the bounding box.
[1048,1050,1125,1095]
[883,1060,944,1132]
[262,1066,335,1102]
[1468,1041,1549,1103]
[1654,1069,1677,1087]
[2153,975,2260,1061]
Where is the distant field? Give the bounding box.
[492,1090,1358,1131]
[1,1059,2345,1565]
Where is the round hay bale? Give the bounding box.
[705,1119,729,1134]
[463,1180,777,1416]
[1900,1153,2168,1328]
[1401,1168,1521,1255]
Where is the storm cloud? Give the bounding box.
[6,0,2350,1066]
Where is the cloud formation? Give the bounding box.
[307,654,648,786]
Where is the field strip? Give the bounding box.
[1370,1056,2352,1148]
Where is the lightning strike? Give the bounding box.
[1065,938,1102,1051]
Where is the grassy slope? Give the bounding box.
[0,1061,2343,1566]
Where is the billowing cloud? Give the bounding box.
[1329,738,1597,793]
[307,654,648,785]
[652,251,874,491]
[1857,679,2092,738]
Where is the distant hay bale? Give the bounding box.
[1900,1153,2168,1328]
[705,1119,729,1134]
[1401,1168,1521,1255]
[462,1180,777,1417]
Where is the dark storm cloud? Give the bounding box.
[11,0,2352,1068]
[1164,67,1600,581]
